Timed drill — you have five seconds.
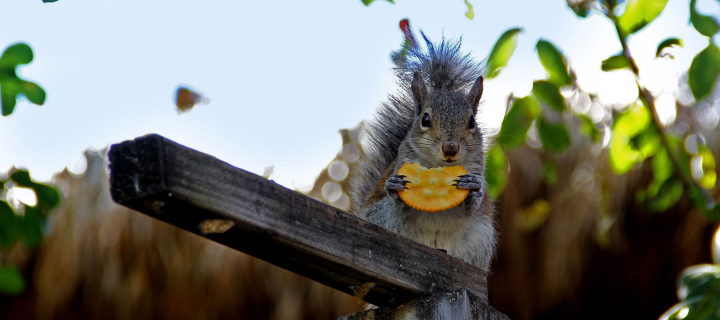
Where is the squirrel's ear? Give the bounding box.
[468,76,484,114]
[412,71,428,114]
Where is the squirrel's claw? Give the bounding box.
[455,173,484,198]
[386,174,410,199]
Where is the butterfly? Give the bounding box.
[175,86,210,113]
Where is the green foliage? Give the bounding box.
[542,160,558,185]
[616,0,668,37]
[536,40,572,87]
[531,80,565,111]
[609,102,654,174]
[601,53,631,71]
[0,43,46,116]
[537,117,571,152]
[661,265,720,320]
[485,28,522,80]
[656,38,683,58]
[687,0,720,101]
[0,201,17,249]
[464,0,474,20]
[690,0,720,38]
[497,96,541,148]
[578,114,601,143]
[567,0,592,18]
[361,0,394,6]
[11,169,60,211]
[485,144,508,198]
[641,148,684,212]
[0,266,25,295]
[689,43,720,101]
[0,39,57,295]
[0,168,60,294]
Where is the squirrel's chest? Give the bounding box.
[396,206,471,249]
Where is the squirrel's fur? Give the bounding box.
[349,33,496,272]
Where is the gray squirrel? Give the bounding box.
[349,33,496,272]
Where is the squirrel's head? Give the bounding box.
[408,71,484,167]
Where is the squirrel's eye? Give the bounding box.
[421,113,431,128]
[468,117,476,129]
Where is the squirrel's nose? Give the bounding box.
[442,140,459,158]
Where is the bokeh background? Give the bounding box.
[2,0,720,319]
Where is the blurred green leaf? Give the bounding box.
[697,145,717,189]
[10,169,32,186]
[32,184,60,211]
[20,80,46,105]
[629,125,661,158]
[10,169,60,211]
[532,80,565,111]
[648,149,673,197]
[688,186,710,211]
[689,43,720,101]
[543,160,558,185]
[616,0,668,37]
[1,83,17,116]
[601,54,631,71]
[485,28,522,80]
[0,201,18,249]
[464,0,474,20]
[536,40,572,87]
[566,0,591,18]
[705,203,720,220]
[0,43,45,116]
[609,102,651,174]
[361,0,394,6]
[517,199,551,232]
[666,136,692,179]
[485,144,508,199]
[690,0,720,37]
[656,38,683,58]
[578,115,601,142]
[537,117,571,152]
[0,266,25,295]
[0,44,33,70]
[662,264,720,320]
[647,177,683,211]
[21,207,43,249]
[678,265,720,300]
[497,96,541,148]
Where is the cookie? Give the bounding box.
[397,162,470,212]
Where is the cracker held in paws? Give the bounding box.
[397,162,470,212]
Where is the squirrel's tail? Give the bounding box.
[349,33,483,214]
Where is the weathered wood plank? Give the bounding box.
[108,134,488,307]
[339,289,509,320]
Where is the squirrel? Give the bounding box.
[349,32,496,273]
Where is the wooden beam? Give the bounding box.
[108,134,488,307]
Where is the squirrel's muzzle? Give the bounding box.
[442,140,459,158]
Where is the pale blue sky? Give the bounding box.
[0,0,713,189]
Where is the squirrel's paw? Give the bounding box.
[385,174,410,199]
[453,174,484,198]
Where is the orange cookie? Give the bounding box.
[397,162,470,212]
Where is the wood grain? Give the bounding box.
[108,134,489,308]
